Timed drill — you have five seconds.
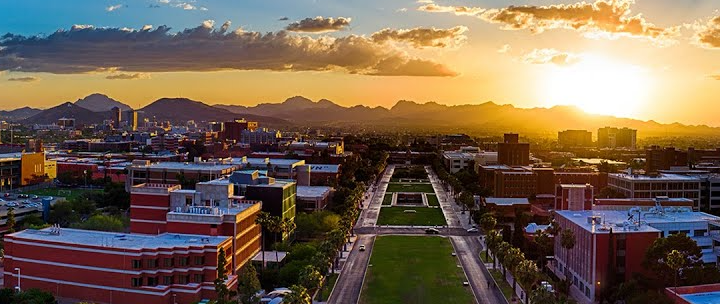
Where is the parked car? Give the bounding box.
[359,245,366,251]
[467,228,479,233]
[425,228,440,234]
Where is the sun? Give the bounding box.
[541,55,652,117]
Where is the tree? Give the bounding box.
[667,249,685,293]
[643,233,702,286]
[71,215,125,232]
[6,208,16,233]
[237,263,261,304]
[479,213,497,235]
[516,259,541,304]
[298,265,322,291]
[282,285,311,304]
[504,247,525,294]
[255,212,272,269]
[533,230,553,268]
[486,230,503,269]
[214,250,232,304]
[496,241,512,277]
[560,228,576,277]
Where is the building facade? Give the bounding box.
[497,133,530,166]
[558,130,593,148]
[608,173,702,208]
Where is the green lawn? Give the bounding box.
[319,273,339,301]
[480,251,491,263]
[377,207,446,226]
[386,183,435,193]
[21,188,100,200]
[382,194,393,206]
[360,236,474,304]
[426,194,440,206]
[489,269,515,302]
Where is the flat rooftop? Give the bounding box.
[131,161,239,171]
[9,228,229,249]
[557,210,720,234]
[610,173,702,181]
[246,158,305,166]
[297,186,332,199]
[306,164,340,173]
[485,198,530,206]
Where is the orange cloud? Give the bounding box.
[693,16,720,49]
[371,26,468,48]
[419,0,679,44]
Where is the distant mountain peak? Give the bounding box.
[75,93,131,112]
[283,96,314,106]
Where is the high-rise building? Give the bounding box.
[645,146,688,172]
[222,119,258,142]
[558,130,593,148]
[112,106,122,129]
[597,127,637,149]
[129,110,138,131]
[497,133,529,166]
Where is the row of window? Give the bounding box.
[131,274,206,287]
[131,256,205,269]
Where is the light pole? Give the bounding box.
[14,267,20,292]
[84,170,88,188]
[173,293,177,304]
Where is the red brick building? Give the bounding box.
[3,183,262,304]
[3,228,236,304]
[555,184,594,211]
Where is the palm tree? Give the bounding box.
[282,285,311,304]
[496,242,512,276]
[486,230,503,269]
[516,259,541,304]
[254,212,272,269]
[268,216,283,263]
[533,230,553,269]
[560,228,576,278]
[504,247,525,294]
[667,249,685,294]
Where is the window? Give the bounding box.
[177,275,188,285]
[178,257,189,266]
[147,277,158,286]
[132,259,142,269]
[163,258,174,267]
[131,278,143,287]
[146,259,158,268]
[163,276,174,285]
[695,230,706,237]
[194,256,205,265]
[193,274,204,283]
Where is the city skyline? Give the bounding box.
[1,0,719,125]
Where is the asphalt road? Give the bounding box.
[326,234,375,304]
[329,164,506,304]
[451,236,508,304]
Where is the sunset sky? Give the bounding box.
[0,0,718,125]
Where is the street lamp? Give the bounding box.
[84,170,88,187]
[14,267,20,292]
[173,293,177,304]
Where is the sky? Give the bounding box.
[0,0,719,125]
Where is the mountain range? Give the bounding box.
[6,94,720,137]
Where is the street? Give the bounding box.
[328,164,506,304]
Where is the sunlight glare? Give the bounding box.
[542,55,651,117]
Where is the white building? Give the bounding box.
[608,173,702,208]
[442,146,497,173]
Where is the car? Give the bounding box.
[425,228,440,234]
[467,228,479,233]
[31,195,39,199]
[3,193,9,197]
[359,245,366,251]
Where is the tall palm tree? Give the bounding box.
[533,230,552,269]
[504,247,525,294]
[560,228,576,278]
[268,216,283,263]
[496,242,512,276]
[486,230,503,269]
[254,212,272,269]
[516,259,541,304]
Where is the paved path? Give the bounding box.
[326,235,375,304]
[451,236,509,304]
[329,165,506,304]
